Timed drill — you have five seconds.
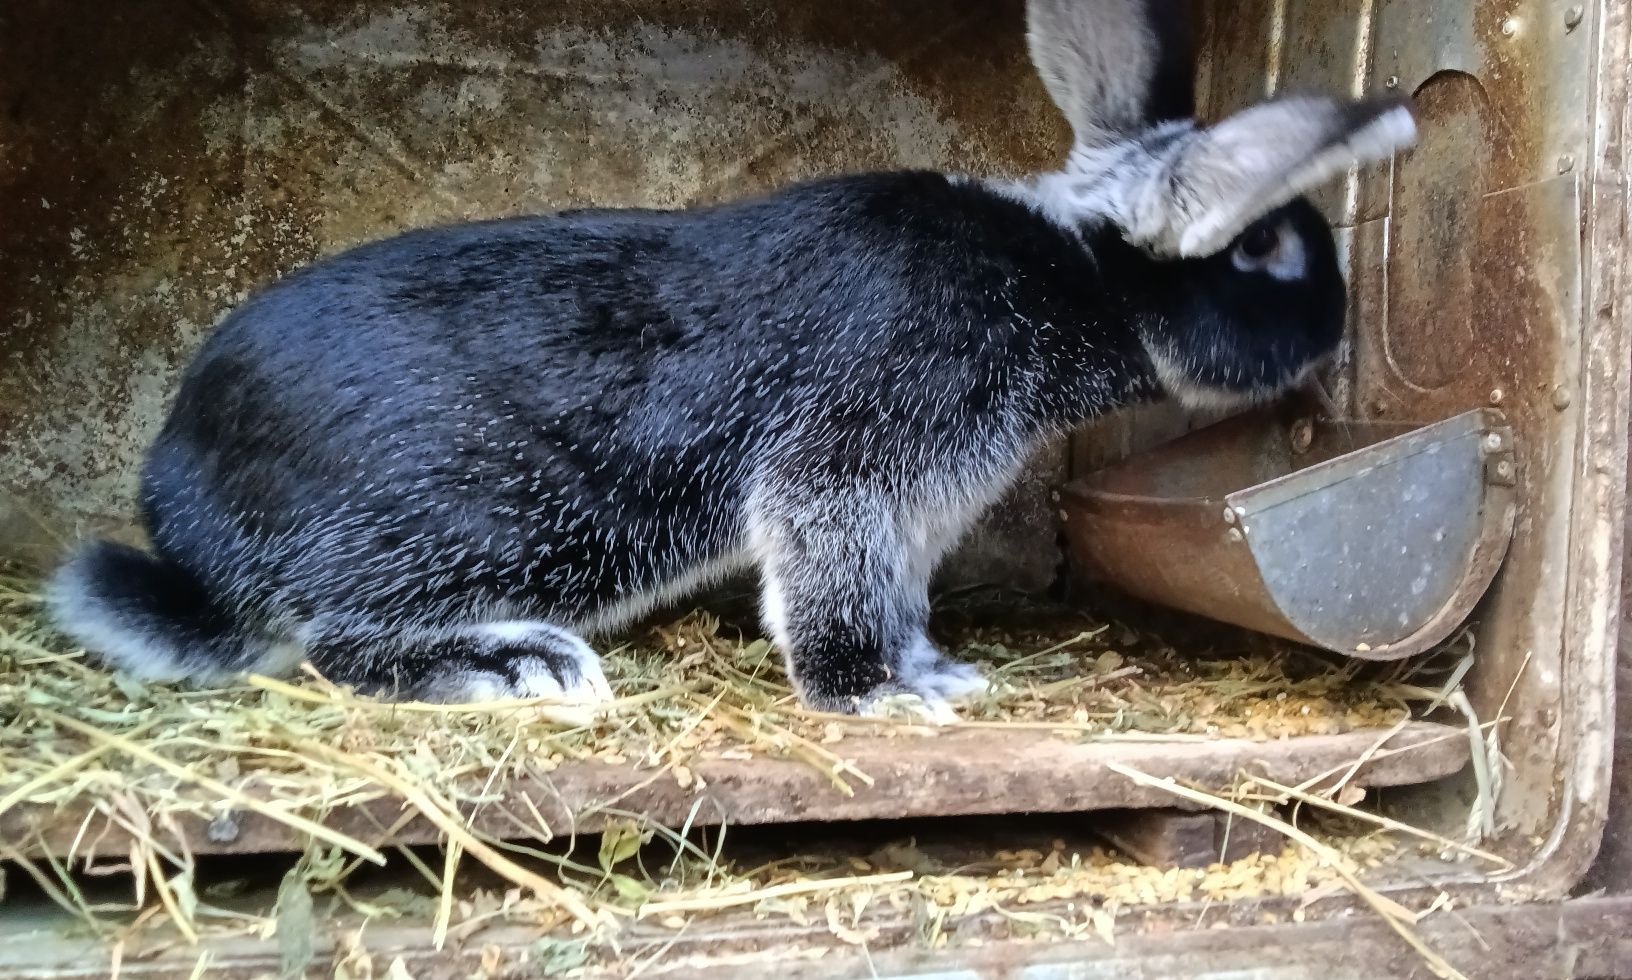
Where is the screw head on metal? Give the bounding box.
[1496,460,1515,480]
[1565,6,1584,30]
[1489,387,1505,405]
[1501,16,1519,36]
[1552,385,1572,410]
[1289,419,1315,454]
[1226,527,1244,543]
[1385,74,1400,89]
[1223,507,1237,524]
[1558,154,1576,174]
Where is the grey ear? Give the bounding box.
[1026,0,1160,141]
[1023,1,1414,255]
[1094,96,1418,257]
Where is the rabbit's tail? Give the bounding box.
[48,540,297,682]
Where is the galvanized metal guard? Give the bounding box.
[1062,409,1517,660]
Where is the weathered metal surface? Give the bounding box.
[1582,0,1632,899]
[1347,1,1600,860]
[1065,409,1516,659]
[0,0,1066,589]
[1566,0,1632,895]
[3,723,1467,861]
[1061,0,1623,900]
[1587,449,1632,892]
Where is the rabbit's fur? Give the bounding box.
[50,0,1414,718]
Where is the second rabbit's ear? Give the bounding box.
[1026,0,1165,142]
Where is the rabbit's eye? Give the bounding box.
[1230,220,1305,280]
[1238,224,1279,260]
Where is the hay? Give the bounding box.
[0,564,1495,970]
[1108,763,1468,980]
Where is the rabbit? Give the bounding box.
[49,0,1415,721]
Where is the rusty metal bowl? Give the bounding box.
[1061,408,1517,660]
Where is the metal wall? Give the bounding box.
[1068,0,1622,890]
[1181,0,1624,893]
[2,0,1626,894]
[0,0,1067,588]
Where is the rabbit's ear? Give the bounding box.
[1027,0,1164,141]
[1132,96,1417,257]
[1022,2,1411,254]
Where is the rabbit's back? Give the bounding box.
[139,171,1106,634]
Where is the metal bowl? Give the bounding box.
[1061,408,1518,660]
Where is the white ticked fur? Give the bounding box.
[990,98,1414,261]
[570,552,751,636]
[1172,103,1416,257]
[743,443,1020,713]
[55,0,1413,722]
[982,120,1191,238]
[47,557,305,683]
[983,171,1102,241]
[469,620,614,702]
[1144,340,1319,412]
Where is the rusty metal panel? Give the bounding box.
[1587,484,1632,893]
[0,0,1067,588]
[1073,0,1623,897]
[1350,105,1586,844]
[1581,0,1632,898]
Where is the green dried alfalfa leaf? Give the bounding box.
[531,936,592,974]
[275,864,317,980]
[597,818,651,874]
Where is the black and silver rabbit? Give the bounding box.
[50,0,1415,719]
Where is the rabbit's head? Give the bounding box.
[1021,0,1416,408]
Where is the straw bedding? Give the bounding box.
[0,566,1496,976]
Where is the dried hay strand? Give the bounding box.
[0,565,1500,972]
[1108,763,1471,980]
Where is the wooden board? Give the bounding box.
[1095,807,1287,868]
[4,723,1469,858]
[2,884,1627,980]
